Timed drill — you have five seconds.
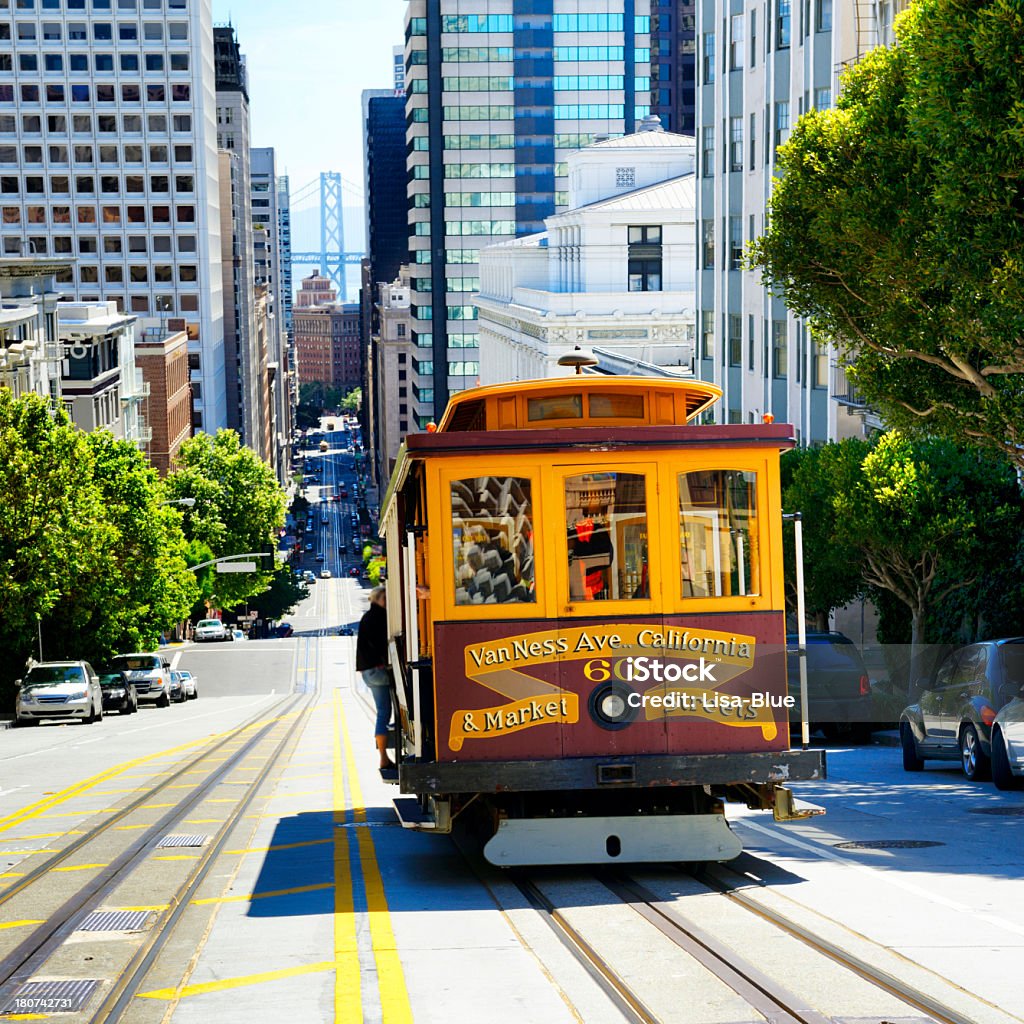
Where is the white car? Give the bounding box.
[992,699,1024,790]
[320,569,331,579]
[107,652,173,707]
[177,670,199,700]
[15,661,104,725]
[195,618,230,643]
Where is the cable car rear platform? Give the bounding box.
[393,750,825,865]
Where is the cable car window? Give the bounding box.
[451,476,536,605]
[527,394,583,421]
[679,470,759,598]
[588,393,645,419]
[565,472,648,601]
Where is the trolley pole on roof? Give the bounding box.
[783,512,810,750]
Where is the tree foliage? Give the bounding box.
[0,392,198,702]
[240,563,307,622]
[749,0,1024,469]
[788,431,1022,691]
[164,430,286,608]
[780,443,865,627]
[340,387,362,414]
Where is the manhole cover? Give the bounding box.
[0,979,100,1015]
[967,806,1024,816]
[156,834,210,849]
[833,840,944,850]
[76,910,150,933]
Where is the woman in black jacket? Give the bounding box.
[356,586,394,769]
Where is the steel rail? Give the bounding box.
[698,864,980,1024]
[90,691,318,1023]
[599,871,832,1024]
[0,695,295,912]
[0,691,304,991]
[509,870,658,1024]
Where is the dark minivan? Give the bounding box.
[787,632,874,742]
[900,638,1024,780]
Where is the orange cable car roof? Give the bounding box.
[436,376,723,432]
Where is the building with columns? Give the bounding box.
[477,120,697,382]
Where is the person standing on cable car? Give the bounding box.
[356,586,395,770]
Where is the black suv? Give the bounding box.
[787,632,874,742]
[900,638,1024,780]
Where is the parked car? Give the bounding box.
[177,670,198,700]
[195,619,230,643]
[338,626,354,637]
[276,623,294,638]
[107,652,173,707]
[168,670,187,703]
[98,671,138,715]
[786,632,873,742]
[991,699,1024,790]
[901,638,1024,780]
[15,661,104,726]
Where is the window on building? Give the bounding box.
[814,87,831,109]
[748,314,756,370]
[774,101,790,150]
[812,335,828,387]
[702,126,714,177]
[749,112,757,170]
[772,320,788,378]
[777,0,791,48]
[627,225,662,292]
[730,14,744,69]
[729,217,743,270]
[697,219,715,272]
[728,315,742,366]
[816,0,832,31]
[702,311,715,362]
[750,9,757,65]
[729,117,743,171]
[702,33,715,84]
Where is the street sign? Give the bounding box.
[217,561,257,573]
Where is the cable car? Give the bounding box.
[378,376,824,865]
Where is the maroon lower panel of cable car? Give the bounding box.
[433,612,788,763]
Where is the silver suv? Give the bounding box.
[15,661,104,726]
[107,653,172,707]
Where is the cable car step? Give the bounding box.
[393,796,452,832]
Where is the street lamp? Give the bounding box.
[161,497,196,508]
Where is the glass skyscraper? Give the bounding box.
[404,0,651,421]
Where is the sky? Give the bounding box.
[212,0,402,251]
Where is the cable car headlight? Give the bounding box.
[588,681,639,731]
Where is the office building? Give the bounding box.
[0,0,227,432]
[214,26,260,448]
[0,259,70,403]
[404,0,652,421]
[693,0,899,442]
[393,44,406,93]
[135,324,191,476]
[57,300,148,444]
[477,119,696,382]
[363,91,407,290]
[649,1,695,134]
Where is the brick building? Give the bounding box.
[135,327,191,476]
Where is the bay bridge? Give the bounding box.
[287,171,366,302]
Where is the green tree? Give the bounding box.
[40,432,199,664]
[238,563,307,623]
[165,430,286,608]
[781,443,866,629]
[831,433,1017,691]
[749,0,1024,471]
[0,393,111,697]
[340,388,362,414]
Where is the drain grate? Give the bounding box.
[968,806,1024,816]
[833,840,944,850]
[334,821,398,829]
[76,910,150,933]
[0,979,100,1015]
[156,834,210,849]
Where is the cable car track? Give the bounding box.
[504,864,976,1024]
[0,635,321,1020]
